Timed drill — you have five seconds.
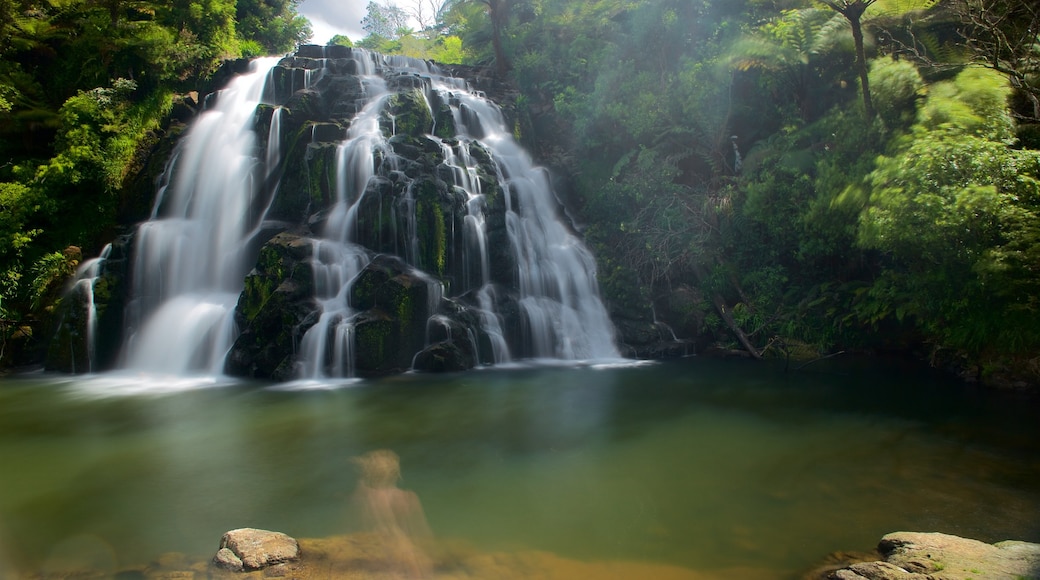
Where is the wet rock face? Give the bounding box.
[213,528,300,571]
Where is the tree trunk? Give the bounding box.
[822,1,876,119]
[848,14,875,119]
[491,19,509,75]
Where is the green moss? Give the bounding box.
[356,315,394,368]
[434,104,456,139]
[414,181,448,277]
[395,281,413,329]
[386,89,433,137]
[239,245,286,322]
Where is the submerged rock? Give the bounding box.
[213,528,300,572]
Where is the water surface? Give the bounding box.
[0,357,1037,577]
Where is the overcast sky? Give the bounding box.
[298,0,368,44]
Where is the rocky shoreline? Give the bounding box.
[812,532,1040,580]
[14,529,1039,580]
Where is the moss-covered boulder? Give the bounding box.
[226,231,316,380]
[382,88,433,138]
[270,141,339,222]
[350,255,440,375]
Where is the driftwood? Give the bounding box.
[693,264,761,360]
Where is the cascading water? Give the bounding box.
[288,47,618,376]
[121,57,281,375]
[70,46,619,380]
[437,79,619,360]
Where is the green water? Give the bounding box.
[1,357,1038,577]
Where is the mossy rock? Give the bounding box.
[284,88,329,122]
[350,255,440,375]
[44,237,131,373]
[226,231,317,379]
[268,65,309,105]
[353,176,398,254]
[413,178,465,280]
[270,141,339,221]
[382,89,433,138]
[432,100,456,140]
[412,341,474,373]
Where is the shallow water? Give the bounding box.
[0,357,1038,578]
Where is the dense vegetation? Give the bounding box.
[3,0,1038,385]
[0,0,309,362]
[422,0,1040,383]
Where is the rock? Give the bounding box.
[214,528,300,571]
[213,547,243,572]
[413,340,474,372]
[826,532,1040,580]
[350,255,440,375]
[879,531,1040,579]
[829,561,930,580]
[225,231,317,380]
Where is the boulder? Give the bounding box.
[213,528,300,572]
[826,532,1040,580]
[225,231,316,380]
[830,561,930,580]
[350,255,440,375]
[413,340,475,373]
[879,532,1040,579]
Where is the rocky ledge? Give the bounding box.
[823,532,1040,580]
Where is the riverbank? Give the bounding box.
[16,528,1039,580]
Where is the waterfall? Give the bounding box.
[121,57,281,375]
[81,46,619,380]
[63,243,113,373]
[434,79,619,360]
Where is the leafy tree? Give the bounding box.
[953,0,1040,121]
[236,0,311,54]
[327,34,353,47]
[362,0,412,40]
[443,0,515,73]
[857,67,1040,354]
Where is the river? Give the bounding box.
[0,356,1037,578]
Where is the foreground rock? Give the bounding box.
[826,532,1040,580]
[213,528,300,572]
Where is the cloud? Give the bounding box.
[298,0,368,44]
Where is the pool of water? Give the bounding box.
[1,356,1038,578]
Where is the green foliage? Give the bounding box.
[29,249,78,310]
[857,67,1040,354]
[916,67,1014,141]
[0,181,43,260]
[868,55,923,130]
[327,34,354,47]
[0,0,307,355]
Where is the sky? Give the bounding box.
[298,0,368,44]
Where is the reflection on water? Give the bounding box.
[0,357,1037,578]
[352,450,433,578]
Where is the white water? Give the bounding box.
[294,48,618,375]
[66,243,112,372]
[122,58,281,374]
[431,77,620,360]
